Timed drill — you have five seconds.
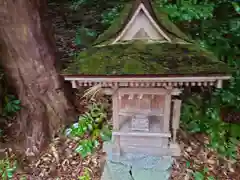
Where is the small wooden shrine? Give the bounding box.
[62,0,231,158]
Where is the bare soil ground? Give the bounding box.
[10,126,240,180]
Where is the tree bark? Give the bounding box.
[0,0,75,156]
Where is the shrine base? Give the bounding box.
[101,160,172,180]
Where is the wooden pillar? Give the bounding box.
[71,80,77,88]
[112,89,120,155]
[216,80,223,88]
[163,90,172,133]
[172,99,182,144]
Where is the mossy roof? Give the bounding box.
[63,41,230,76]
[94,0,191,45]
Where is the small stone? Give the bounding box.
[72,172,77,177]
[42,157,51,162]
[71,160,78,165]
[186,147,192,152]
[207,159,215,165]
[229,168,235,173]
[65,148,73,158]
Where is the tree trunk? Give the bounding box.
[0,0,75,156]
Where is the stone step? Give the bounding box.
[103,141,180,162]
[101,161,132,180]
[101,160,172,180]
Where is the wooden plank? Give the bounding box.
[172,99,182,143]
[71,80,77,88]
[131,114,149,132]
[64,76,231,83]
[112,131,171,137]
[163,92,171,133]
[216,80,223,88]
[119,109,164,116]
[112,89,120,154]
[118,88,168,96]
[112,90,119,130]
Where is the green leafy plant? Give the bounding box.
[192,169,215,180]
[75,27,97,47]
[214,61,240,110]
[20,175,27,180]
[186,161,215,180]
[66,103,111,158]
[2,95,21,117]
[181,94,209,133]
[70,0,87,10]
[0,69,21,139]
[78,168,91,180]
[181,92,240,160]
[181,62,240,160]
[156,0,240,62]
[101,5,123,26]
[156,0,214,22]
[0,157,17,180]
[206,68,240,160]
[0,69,21,118]
[75,139,99,158]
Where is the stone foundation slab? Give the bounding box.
[101,160,172,180]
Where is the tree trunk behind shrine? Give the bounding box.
[0,0,75,156]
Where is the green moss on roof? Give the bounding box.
[94,3,132,45]
[152,4,191,42]
[63,41,230,76]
